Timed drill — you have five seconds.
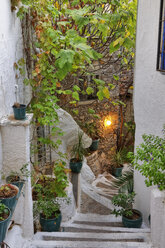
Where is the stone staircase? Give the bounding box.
[30,213,152,248]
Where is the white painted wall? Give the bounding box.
[134,0,165,222]
[0,0,28,173]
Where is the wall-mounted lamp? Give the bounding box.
[104,118,112,128]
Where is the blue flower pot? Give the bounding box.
[113,166,123,177]
[122,209,142,228]
[12,104,26,120]
[6,177,25,197]
[0,207,11,243]
[40,212,62,232]
[89,139,99,151]
[69,159,83,173]
[0,185,19,215]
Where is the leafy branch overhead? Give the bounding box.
[16,0,137,104]
[13,0,137,155]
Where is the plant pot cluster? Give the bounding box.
[0,184,19,243]
[0,164,29,242]
[33,161,69,232]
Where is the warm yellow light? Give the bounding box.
[104,119,112,127]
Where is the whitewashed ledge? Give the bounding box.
[0,114,33,127]
[0,112,34,238]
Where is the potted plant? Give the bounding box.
[128,132,165,191]
[69,132,86,173]
[5,163,30,195]
[84,121,99,151]
[0,184,19,215]
[111,165,134,193]
[0,202,11,243]
[39,200,62,232]
[33,160,69,232]
[34,190,62,232]
[112,192,143,228]
[112,149,126,177]
[12,102,26,120]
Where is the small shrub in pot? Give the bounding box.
[112,192,142,228]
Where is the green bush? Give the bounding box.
[128,132,165,191]
[112,192,136,217]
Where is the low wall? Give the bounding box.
[151,188,165,248]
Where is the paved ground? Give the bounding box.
[80,191,111,215]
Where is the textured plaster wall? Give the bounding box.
[134,0,165,221]
[151,188,165,248]
[0,0,29,171]
[0,115,34,238]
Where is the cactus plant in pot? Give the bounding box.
[112,192,142,228]
[0,202,11,243]
[69,132,86,173]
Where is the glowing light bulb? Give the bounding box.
[106,120,111,126]
[104,118,112,127]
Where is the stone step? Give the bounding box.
[62,223,151,233]
[34,231,150,242]
[72,213,122,223]
[30,240,152,248]
[73,220,123,227]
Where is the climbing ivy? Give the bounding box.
[14,0,137,160]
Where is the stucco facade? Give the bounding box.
[134,0,165,221]
[0,0,28,172]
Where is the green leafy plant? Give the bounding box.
[0,202,9,221]
[83,121,99,140]
[12,0,137,181]
[52,161,69,197]
[128,132,165,191]
[33,161,69,219]
[112,148,129,168]
[37,199,60,219]
[112,192,136,217]
[33,179,61,219]
[71,132,86,162]
[6,163,31,183]
[112,166,134,193]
